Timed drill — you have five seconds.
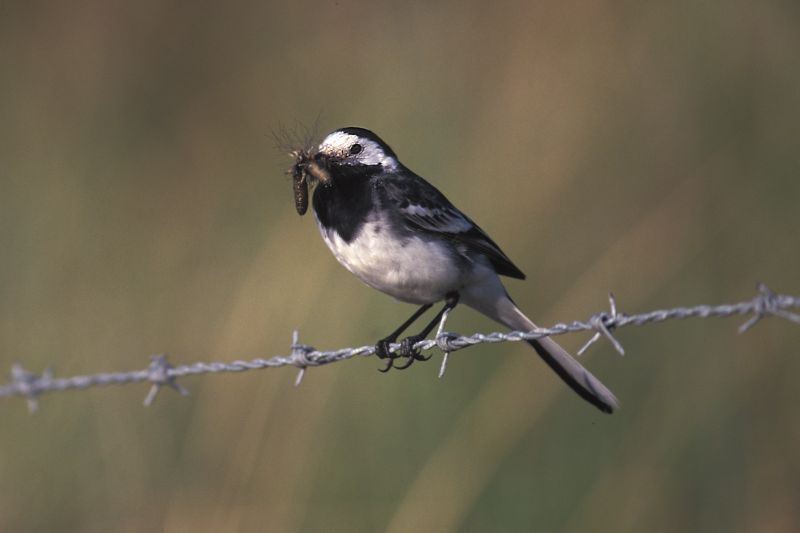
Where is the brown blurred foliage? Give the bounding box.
[1,1,799,532]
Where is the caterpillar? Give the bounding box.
[288,148,330,216]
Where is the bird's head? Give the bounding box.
[286,127,399,214]
[312,127,400,183]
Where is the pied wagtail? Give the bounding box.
[297,127,618,413]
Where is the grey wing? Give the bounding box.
[378,173,526,279]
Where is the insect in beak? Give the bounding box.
[290,152,309,215]
[288,149,331,216]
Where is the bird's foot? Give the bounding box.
[375,335,431,372]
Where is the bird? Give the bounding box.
[303,126,619,413]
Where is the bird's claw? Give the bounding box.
[375,335,430,372]
[375,339,393,360]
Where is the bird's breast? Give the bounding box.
[317,217,465,305]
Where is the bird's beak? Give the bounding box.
[307,151,332,185]
[313,151,328,166]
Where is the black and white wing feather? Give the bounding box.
[378,172,526,279]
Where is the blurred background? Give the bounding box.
[1,1,799,532]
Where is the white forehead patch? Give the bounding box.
[318,131,398,170]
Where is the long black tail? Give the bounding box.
[527,338,617,414]
[462,283,619,414]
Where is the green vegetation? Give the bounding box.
[1,2,799,531]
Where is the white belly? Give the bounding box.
[318,219,464,304]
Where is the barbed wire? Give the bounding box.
[1,283,798,412]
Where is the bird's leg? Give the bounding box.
[375,303,433,371]
[391,292,460,371]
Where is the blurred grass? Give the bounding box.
[1,1,799,532]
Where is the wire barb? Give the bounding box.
[10,364,51,413]
[1,284,798,411]
[290,330,318,386]
[578,293,626,356]
[738,283,800,334]
[435,307,456,379]
[143,355,190,407]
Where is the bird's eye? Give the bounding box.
[349,143,362,155]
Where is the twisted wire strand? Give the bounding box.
[2,284,798,411]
